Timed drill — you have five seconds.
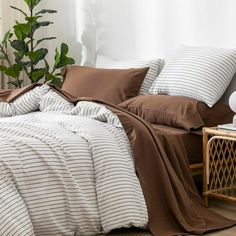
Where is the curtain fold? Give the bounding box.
[1,0,236,89]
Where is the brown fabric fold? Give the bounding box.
[0,84,40,102]
[0,85,235,236]
[90,99,235,236]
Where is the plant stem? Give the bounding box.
[29,5,34,83]
[0,44,12,66]
[15,77,21,88]
[51,66,56,74]
[0,45,21,87]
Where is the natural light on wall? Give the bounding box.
[68,0,236,63]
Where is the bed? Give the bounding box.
[1,45,236,235]
[0,83,234,236]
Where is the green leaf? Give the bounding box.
[54,48,60,65]
[8,81,19,87]
[37,21,53,27]
[25,16,41,24]
[32,0,42,6]
[0,65,7,72]
[2,31,10,45]
[27,48,48,64]
[35,37,56,47]
[31,69,46,82]
[63,57,75,66]
[53,43,75,69]
[36,9,57,15]
[13,23,31,40]
[45,72,56,81]
[61,43,69,55]
[24,0,42,9]
[2,30,12,48]
[15,59,31,68]
[7,80,24,88]
[24,0,31,7]
[7,81,18,87]
[32,21,53,33]
[10,40,29,53]
[10,6,27,17]
[14,51,25,60]
[14,30,22,41]
[5,64,22,78]
[48,74,63,87]
[55,56,75,69]
[44,59,50,71]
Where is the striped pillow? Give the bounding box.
[96,55,162,95]
[149,45,236,107]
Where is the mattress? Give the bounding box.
[151,124,203,165]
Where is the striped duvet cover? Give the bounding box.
[0,85,148,236]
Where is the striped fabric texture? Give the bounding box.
[0,85,148,236]
[96,55,162,95]
[149,45,236,107]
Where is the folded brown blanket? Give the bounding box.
[0,84,235,236]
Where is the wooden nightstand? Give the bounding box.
[202,127,236,206]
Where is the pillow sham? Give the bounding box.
[96,55,162,95]
[61,66,149,104]
[149,45,236,107]
[119,95,233,131]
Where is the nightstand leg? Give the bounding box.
[204,195,208,207]
[202,129,209,207]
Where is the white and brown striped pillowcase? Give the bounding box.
[96,57,162,95]
[149,45,236,107]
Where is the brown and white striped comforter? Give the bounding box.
[0,85,148,236]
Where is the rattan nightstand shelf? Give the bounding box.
[202,127,236,206]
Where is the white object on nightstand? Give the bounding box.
[228,91,236,126]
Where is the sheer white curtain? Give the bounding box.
[79,0,236,61]
[1,0,236,88]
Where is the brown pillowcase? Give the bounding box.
[119,95,233,131]
[61,66,149,104]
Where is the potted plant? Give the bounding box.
[0,0,75,88]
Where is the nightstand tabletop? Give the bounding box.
[203,126,236,138]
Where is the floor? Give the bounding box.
[205,200,236,236]
[107,199,236,236]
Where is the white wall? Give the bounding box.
[0,0,27,37]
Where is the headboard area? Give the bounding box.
[79,0,236,108]
[220,74,236,105]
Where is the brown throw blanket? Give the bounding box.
[0,84,235,236]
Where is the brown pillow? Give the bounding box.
[119,95,233,130]
[61,66,149,104]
